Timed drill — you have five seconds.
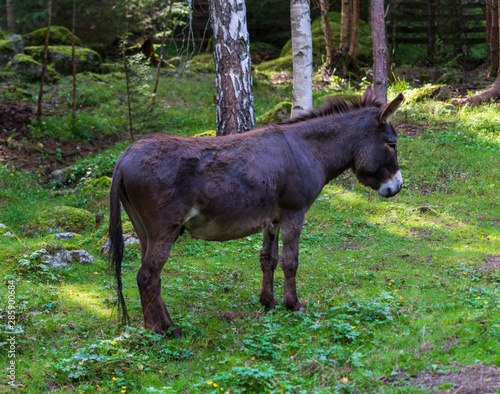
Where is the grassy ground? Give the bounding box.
[0,68,499,393]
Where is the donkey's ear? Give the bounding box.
[380,93,404,124]
[361,86,375,104]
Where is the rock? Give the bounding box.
[9,35,24,54]
[101,234,140,255]
[23,26,82,47]
[41,249,95,268]
[95,212,105,226]
[30,205,94,235]
[257,101,292,125]
[124,234,140,246]
[41,250,70,268]
[25,45,101,74]
[0,35,23,66]
[403,84,445,104]
[435,86,452,101]
[0,223,20,241]
[68,250,95,264]
[6,53,60,83]
[54,232,76,240]
[50,168,70,184]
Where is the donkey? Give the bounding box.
[108,87,404,337]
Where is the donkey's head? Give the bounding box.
[352,87,404,198]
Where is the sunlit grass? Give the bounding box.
[1,74,499,392]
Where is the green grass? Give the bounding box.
[0,70,499,393]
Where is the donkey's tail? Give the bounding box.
[108,166,130,326]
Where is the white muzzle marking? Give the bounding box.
[378,170,403,198]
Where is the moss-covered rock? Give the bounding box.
[0,223,21,242]
[280,12,372,68]
[254,55,293,72]
[257,101,292,125]
[30,205,94,235]
[23,25,82,47]
[6,53,61,83]
[0,35,24,66]
[188,53,215,73]
[25,45,101,74]
[404,84,445,103]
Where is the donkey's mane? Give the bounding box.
[280,92,385,125]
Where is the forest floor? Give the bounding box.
[0,65,499,393]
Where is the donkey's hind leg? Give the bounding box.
[137,238,182,337]
[259,223,280,309]
[279,210,305,311]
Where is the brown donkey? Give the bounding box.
[109,87,404,337]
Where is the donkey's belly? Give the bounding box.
[184,213,275,241]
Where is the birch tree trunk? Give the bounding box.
[210,0,256,135]
[371,0,389,103]
[6,0,14,33]
[291,0,313,116]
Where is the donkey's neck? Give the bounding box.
[291,111,370,183]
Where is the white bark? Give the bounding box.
[210,0,256,135]
[291,0,313,116]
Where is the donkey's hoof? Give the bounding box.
[284,301,304,312]
[260,296,279,310]
[166,327,182,338]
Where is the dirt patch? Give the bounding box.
[440,337,460,353]
[410,363,500,393]
[337,241,361,251]
[396,120,424,137]
[0,101,119,175]
[410,227,434,238]
[384,363,500,393]
[216,311,248,322]
[480,255,500,273]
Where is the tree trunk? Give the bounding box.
[427,0,436,67]
[36,0,52,121]
[71,0,77,121]
[498,0,500,77]
[371,0,389,103]
[452,83,500,107]
[210,0,256,135]
[291,0,313,116]
[488,0,499,78]
[153,0,174,95]
[348,0,360,73]
[330,0,351,74]
[6,0,14,33]
[319,0,335,75]
[339,0,351,52]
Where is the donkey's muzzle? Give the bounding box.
[378,170,403,198]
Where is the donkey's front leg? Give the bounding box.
[279,210,306,311]
[259,223,280,309]
[137,241,182,338]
